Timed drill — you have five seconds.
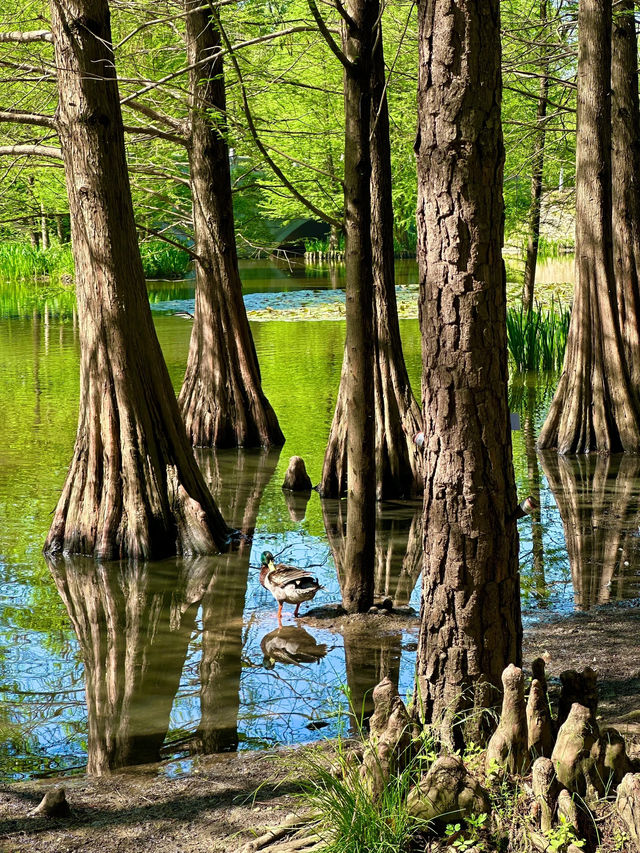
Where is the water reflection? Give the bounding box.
[47,554,206,775]
[322,498,420,726]
[260,626,327,668]
[539,453,640,609]
[194,448,281,755]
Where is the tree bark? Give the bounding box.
[415,0,521,747]
[337,0,377,613]
[44,0,229,559]
[612,0,640,389]
[178,1,284,449]
[538,0,640,453]
[319,18,423,501]
[522,0,549,314]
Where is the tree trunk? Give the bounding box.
[178,1,284,449]
[612,0,640,389]
[319,19,423,501]
[415,0,521,748]
[338,0,377,613]
[40,203,49,250]
[522,0,549,314]
[44,0,229,559]
[538,0,640,453]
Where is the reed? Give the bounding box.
[506,302,570,372]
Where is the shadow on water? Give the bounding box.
[538,452,640,610]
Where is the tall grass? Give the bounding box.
[0,239,192,281]
[507,302,570,372]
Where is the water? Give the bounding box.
[0,257,638,781]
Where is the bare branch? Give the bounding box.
[0,30,53,44]
[125,98,185,133]
[0,144,62,159]
[307,0,353,71]
[0,108,57,129]
[135,222,200,261]
[123,123,187,146]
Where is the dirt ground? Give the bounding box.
[1,604,640,853]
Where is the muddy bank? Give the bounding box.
[1,604,639,853]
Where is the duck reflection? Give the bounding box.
[539,452,640,609]
[322,498,420,727]
[47,448,280,773]
[260,626,328,669]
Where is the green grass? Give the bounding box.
[0,239,192,281]
[506,302,570,372]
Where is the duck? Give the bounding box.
[259,551,322,626]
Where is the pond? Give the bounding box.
[0,256,637,781]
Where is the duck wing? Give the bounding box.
[268,565,320,589]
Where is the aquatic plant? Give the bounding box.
[138,240,192,279]
[507,302,570,372]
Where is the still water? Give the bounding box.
[0,257,638,781]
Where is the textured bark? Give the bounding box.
[538,0,640,453]
[195,449,280,752]
[522,0,549,314]
[48,555,209,775]
[612,0,640,389]
[44,0,229,559]
[415,0,521,747]
[338,0,377,613]
[178,2,284,448]
[539,452,640,609]
[319,19,423,501]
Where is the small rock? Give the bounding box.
[368,606,379,615]
[379,597,393,612]
[282,456,312,492]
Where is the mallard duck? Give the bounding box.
[260,626,327,669]
[259,551,322,625]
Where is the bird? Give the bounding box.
[260,626,327,669]
[259,551,322,626]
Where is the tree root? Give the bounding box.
[239,813,319,853]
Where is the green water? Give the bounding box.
[0,259,638,781]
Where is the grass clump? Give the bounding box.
[0,242,74,280]
[506,302,570,372]
[139,240,192,279]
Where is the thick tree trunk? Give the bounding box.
[538,0,640,453]
[48,555,210,775]
[178,2,284,448]
[338,0,377,613]
[612,0,640,389]
[522,0,549,314]
[44,0,229,559]
[319,20,423,500]
[415,0,521,748]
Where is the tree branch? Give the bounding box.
[135,222,200,261]
[0,144,62,159]
[307,0,353,71]
[123,123,187,146]
[124,98,185,133]
[0,30,53,44]
[0,108,57,129]
[215,6,342,229]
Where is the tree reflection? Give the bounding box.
[47,554,210,775]
[322,498,420,727]
[195,448,280,753]
[47,449,280,772]
[539,452,640,609]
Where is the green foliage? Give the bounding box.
[445,813,488,852]
[0,243,74,281]
[506,303,570,372]
[545,814,585,851]
[138,240,192,279]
